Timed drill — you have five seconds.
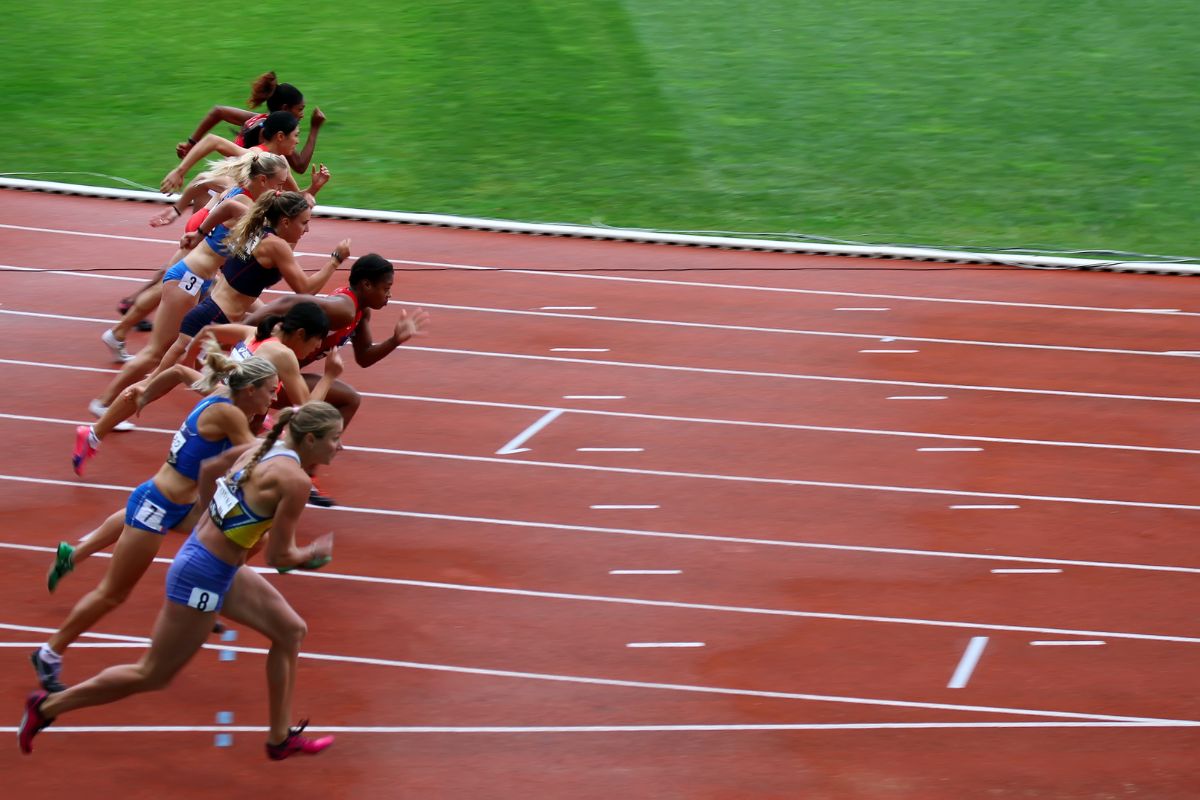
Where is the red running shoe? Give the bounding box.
[18,690,53,754]
[266,719,333,760]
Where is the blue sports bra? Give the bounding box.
[167,395,235,481]
[204,187,246,257]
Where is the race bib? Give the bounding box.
[230,342,253,362]
[179,269,203,296]
[169,429,187,457]
[133,497,168,530]
[187,587,220,612]
[211,478,239,519]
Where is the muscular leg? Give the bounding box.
[301,375,361,428]
[47,526,165,655]
[39,600,213,719]
[117,268,167,311]
[93,364,201,440]
[95,284,199,407]
[110,282,163,342]
[219,568,307,743]
[70,510,126,567]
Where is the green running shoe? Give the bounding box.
[46,542,75,593]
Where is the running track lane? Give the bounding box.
[1,190,1196,798]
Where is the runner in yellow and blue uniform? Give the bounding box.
[33,355,279,695]
[20,402,343,761]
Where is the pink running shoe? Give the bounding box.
[18,690,52,754]
[72,426,97,477]
[266,719,334,761]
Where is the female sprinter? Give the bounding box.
[162,111,329,197]
[155,191,348,381]
[176,71,325,174]
[113,158,260,329]
[31,354,279,694]
[72,302,341,477]
[239,254,429,505]
[243,253,430,429]
[21,402,344,761]
[99,151,293,366]
[89,156,292,431]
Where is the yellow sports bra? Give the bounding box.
[209,443,302,549]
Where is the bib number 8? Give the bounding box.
[187,586,220,611]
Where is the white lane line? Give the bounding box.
[591,504,660,510]
[5,244,1199,318]
[552,348,610,353]
[6,307,1200,403]
[889,396,948,400]
[951,505,1020,510]
[919,447,984,452]
[1,722,1191,734]
[1030,641,1106,647]
[495,408,563,455]
[1163,351,1200,357]
[988,568,1065,575]
[6,415,1200,512]
[564,395,625,400]
[401,346,1200,405]
[540,306,596,310]
[836,307,890,311]
[6,490,1199,577]
[948,637,989,689]
[860,349,919,354]
[7,359,1200,456]
[24,273,1174,360]
[609,570,682,575]
[991,569,1063,574]
[578,447,644,453]
[3,543,1199,643]
[627,642,705,649]
[0,623,1177,724]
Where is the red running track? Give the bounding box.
[1,190,1198,798]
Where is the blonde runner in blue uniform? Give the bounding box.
[20,402,343,761]
[33,355,279,694]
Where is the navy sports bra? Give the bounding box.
[221,229,282,297]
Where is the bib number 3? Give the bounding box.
[179,270,203,297]
[187,586,221,612]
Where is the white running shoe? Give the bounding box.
[87,399,135,431]
[101,329,133,363]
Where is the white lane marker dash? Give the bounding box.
[540,306,596,310]
[951,504,1020,510]
[836,307,890,311]
[564,395,625,400]
[888,396,947,400]
[1030,640,1106,646]
[552,348,610,353]
[919,447,984,452]
[578,447,644,453]
[496,409,564,455]
[992,569,1062,574]
[591,504,660,510]
[609,570,682,576]
[627,642,705,649]
[948,636,989,688]
[861,349,918,354]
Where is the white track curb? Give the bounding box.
[2,177,1196,276]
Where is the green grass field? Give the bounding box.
[3,0,1197,255]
